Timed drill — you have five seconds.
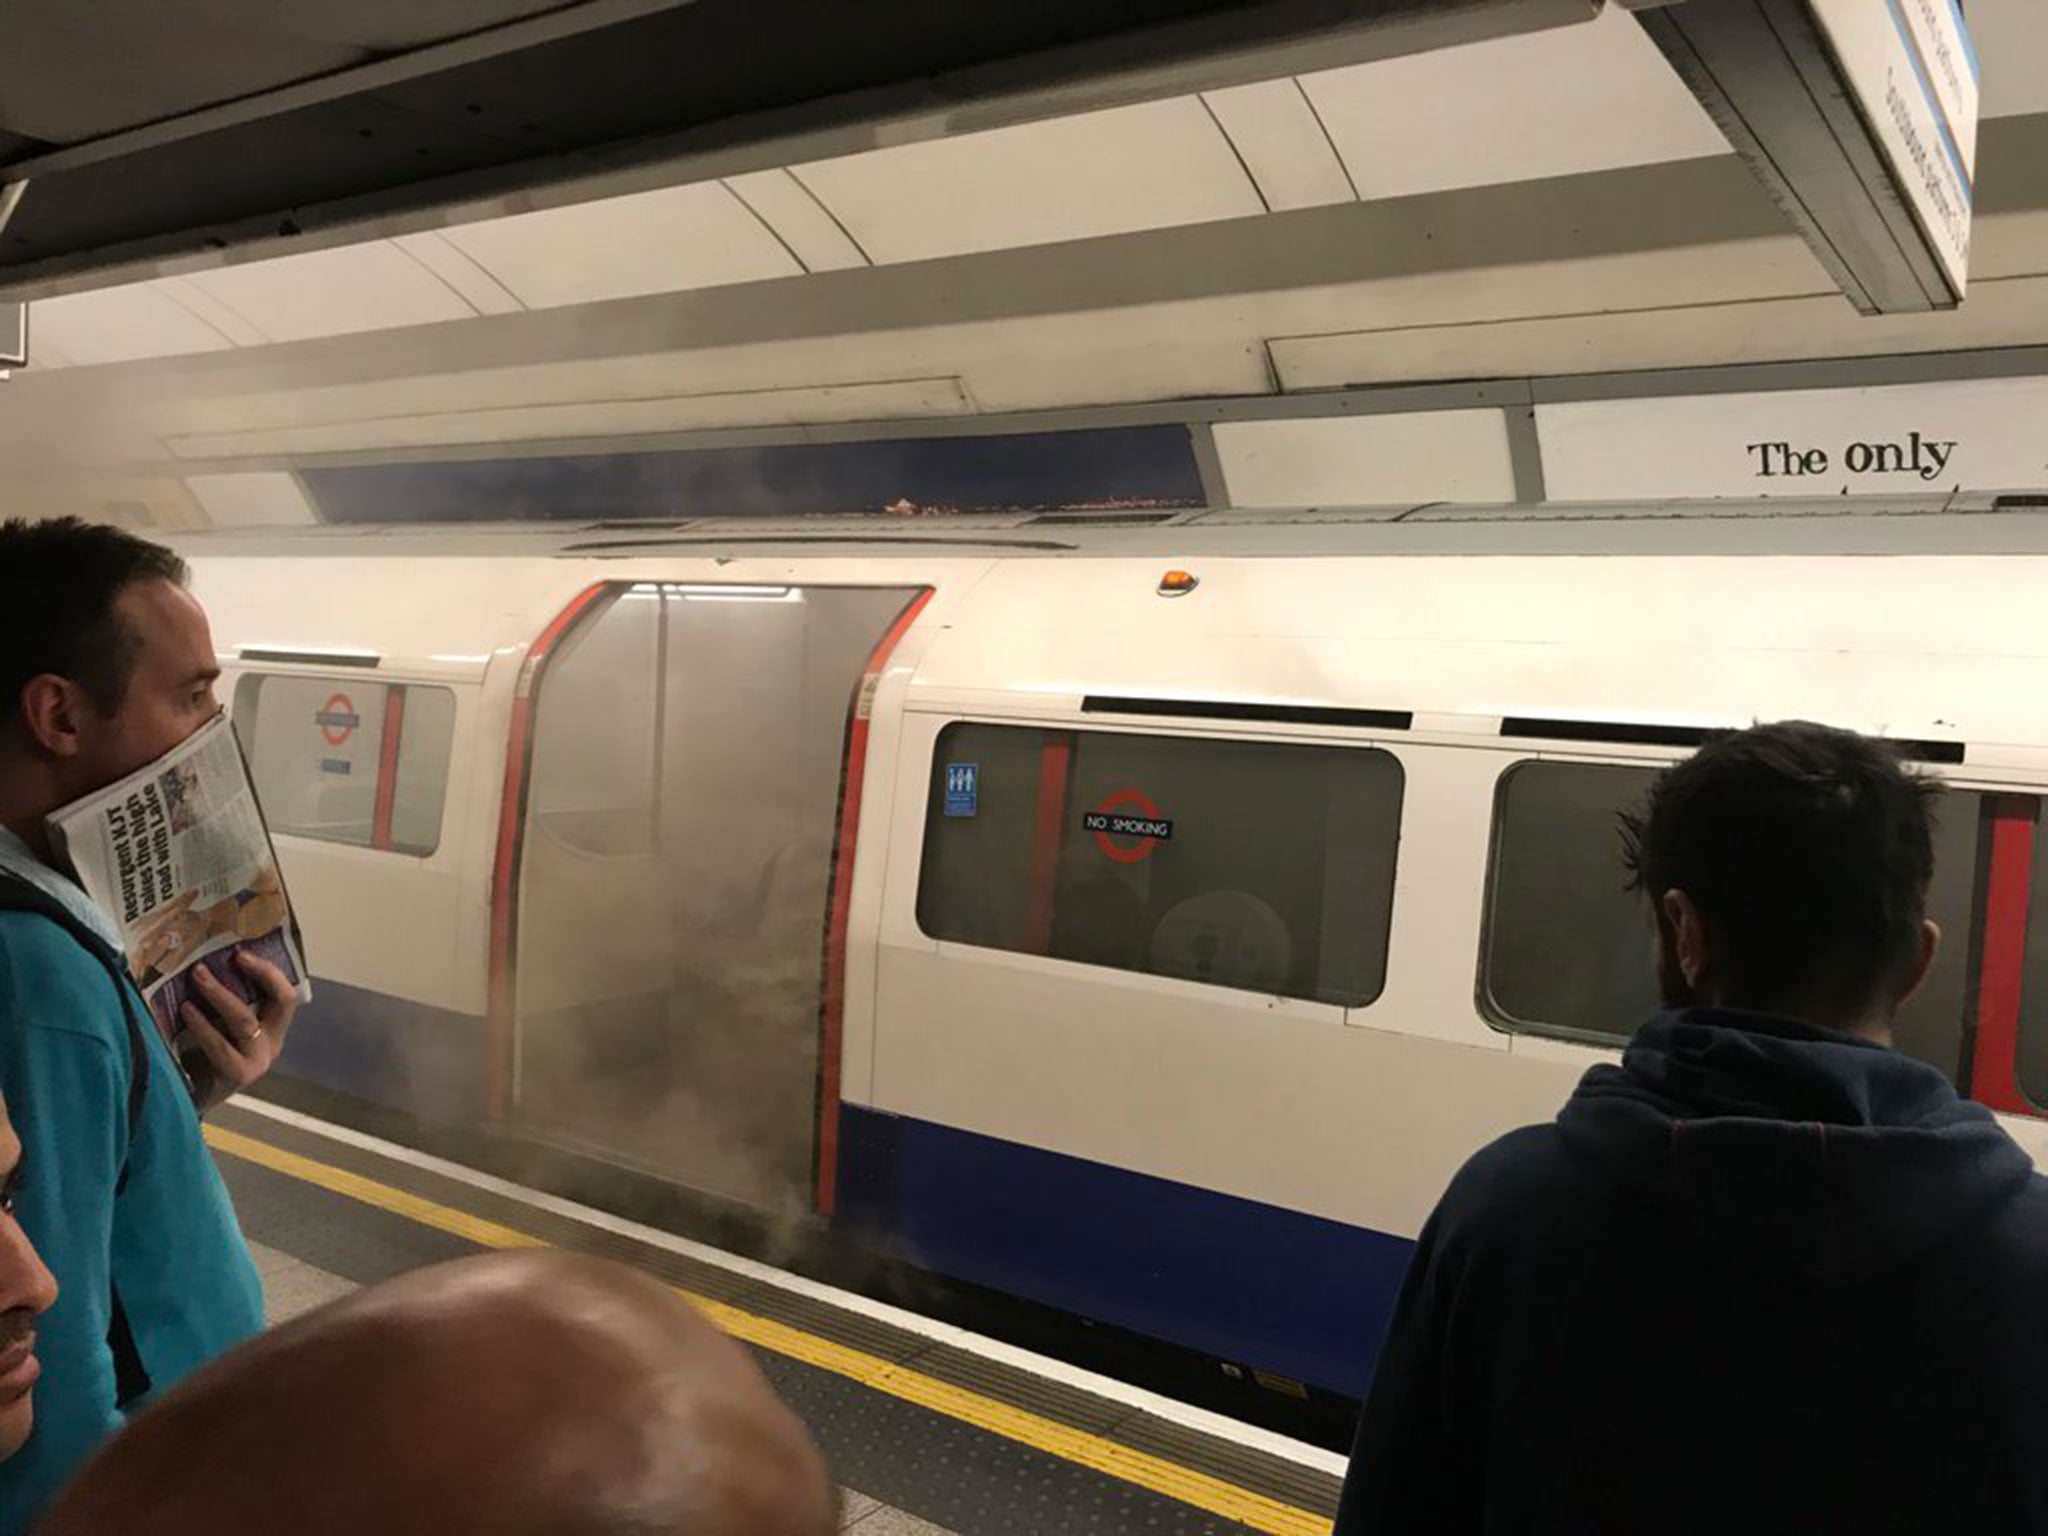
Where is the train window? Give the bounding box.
[386,687,458,855]
[917,724,1403,1008]
[1484,759,1984,1078]
[526,587,659,856]
[232,673,457,855]
[1483,761,1660,1045]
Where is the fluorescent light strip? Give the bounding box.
[667,584,801,603]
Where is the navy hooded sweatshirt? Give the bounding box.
[1333,1008,2048,1536]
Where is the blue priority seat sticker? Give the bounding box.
[944,763,979,817]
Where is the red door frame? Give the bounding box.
[813,588,933,1214]
[486,582,609,1120]
[1969,795,2039,1116]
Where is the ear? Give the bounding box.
[16,675,88,760]
[1661,888,1710,993]
[1894,919,1941,1007]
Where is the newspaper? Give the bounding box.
[46,713,311,1051]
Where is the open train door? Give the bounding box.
[510,580,924,1213]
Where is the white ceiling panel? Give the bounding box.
[1214,412,1516,506]
[436,182,803,308]
[1268,273,2048,388]
[1302,5,1729,200]
[179,242,477,342]
[152,276,269,346]
[1201,81,1355,212]
[184,471,319,527]
[24,283,236,368]
[1972,0,2048,119]
[164,376,971,457]
[391,232,525,316]
[794,98,1265,265]
[159,343,958,436]
[726,170,869,272]
[963,328,1273,413]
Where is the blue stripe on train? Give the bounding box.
[836,1103,1415,1397]
[276,978,489,1123]
[274,983,1414,1393]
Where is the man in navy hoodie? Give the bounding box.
[1335,720,2048,1535]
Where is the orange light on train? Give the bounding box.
[1157,570,1199,597]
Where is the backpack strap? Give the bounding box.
[0,869,154,1407]
[0,872,149,1151]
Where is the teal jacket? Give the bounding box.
[0,909,264,1532]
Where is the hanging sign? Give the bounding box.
[1629,0,1978,313]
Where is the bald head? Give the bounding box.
[39,1252,836,1536]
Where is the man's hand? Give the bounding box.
[176,952,300,1112]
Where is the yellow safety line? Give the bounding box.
[206,1124,1333,1536]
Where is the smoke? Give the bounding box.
[407,584,925,1279]
[511,868,833,1271]
[0,347,242,530]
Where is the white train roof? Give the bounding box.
[185,499,2048,757]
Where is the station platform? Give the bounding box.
[207,1100,1347,1536]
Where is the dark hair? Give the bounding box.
[1620,720,1941,1014]
[0,517,189,723]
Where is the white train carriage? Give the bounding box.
[182,500,2048,1401]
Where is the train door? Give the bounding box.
[512,581,922,1210]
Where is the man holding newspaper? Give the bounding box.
[0,518,303,1530]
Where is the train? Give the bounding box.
[180,495,2048,1410]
